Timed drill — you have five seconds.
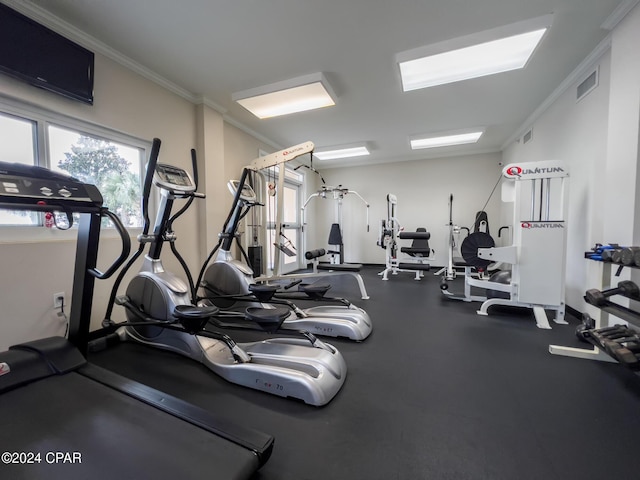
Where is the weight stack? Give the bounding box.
[248,246,263,277]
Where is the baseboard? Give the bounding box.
[565,304,582,321]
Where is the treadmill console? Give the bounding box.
[154,164,196,194]
[0,161,102,207]
[228,180,257,202]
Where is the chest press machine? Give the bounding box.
[302,184,370,266]
[461,161,569,329]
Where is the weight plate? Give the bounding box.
[460,232,495,269]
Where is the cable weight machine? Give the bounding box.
[461,160,569,329]
[302,184,370,265]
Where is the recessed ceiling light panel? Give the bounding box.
[233,72,336,119]
[397,15,553,91]
[410,130,484,150]
[314,145,370,160]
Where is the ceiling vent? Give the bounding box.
[576,67,599,102]
[523,129,533,144]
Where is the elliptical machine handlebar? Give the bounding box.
[140,138,162,236]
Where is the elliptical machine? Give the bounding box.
[103,138,347,406]
[195,165,372,341]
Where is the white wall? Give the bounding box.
[311,153,504,266]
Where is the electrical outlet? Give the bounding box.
[53,292,65,309]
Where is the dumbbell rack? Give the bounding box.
[582,324,640,370]
[549,260,639,364]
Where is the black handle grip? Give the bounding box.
[141,138,161,234]
[89,209,132,279]
[190,148,199,189]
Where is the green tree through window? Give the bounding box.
[57,136,142,226]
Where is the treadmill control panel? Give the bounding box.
[0,162,102,206]
[154,164,196,193]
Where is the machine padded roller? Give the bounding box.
[305,249,326,260]
[398,263,431,271]
[461,232,495,269]
[317,262,363,272]
[398,231,431,240]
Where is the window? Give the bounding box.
[0,102,146,230]
[264,165,303,274]
[0,112,38,225]
[48,125,143,227]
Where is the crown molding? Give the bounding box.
[601,0,640,30]
[501,33,612,150]
[318,146,501,169]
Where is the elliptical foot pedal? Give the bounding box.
[245,306,291,333]
[173,304,220,334]
[298,283,331,299]
[249,284,280,302]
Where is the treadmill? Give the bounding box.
[0,161,273,479]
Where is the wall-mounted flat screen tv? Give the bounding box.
[0,3,94,105]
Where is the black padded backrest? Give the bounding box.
[328,223,343,246]
[412,227,430,248]
[399,228,432,256]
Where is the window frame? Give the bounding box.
[0,95,150,243]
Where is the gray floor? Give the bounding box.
[92,267,640,480]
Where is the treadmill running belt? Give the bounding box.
[0,373,258,479]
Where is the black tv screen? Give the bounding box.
[0,3,94,104]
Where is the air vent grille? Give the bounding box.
[577,68,599,102]
[523,129,533,144]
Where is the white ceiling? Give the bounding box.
[12,0,627,167]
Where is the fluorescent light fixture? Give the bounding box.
[314,145,370,161]
[397,15,552,91]
[410,130,483,150]
[232,72,336,119]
